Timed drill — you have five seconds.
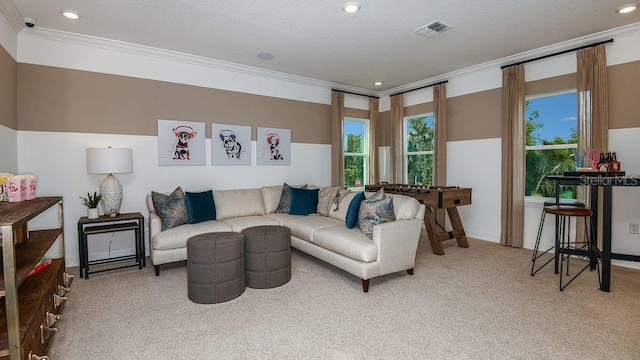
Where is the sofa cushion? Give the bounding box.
[219,216,280,232]
[313,226,378,263]
[263,212,299,225]
[213,188,265,220]
[283,216,344,242]
[317,186,340,216]
[358,196,396,240]
[275,183,307,213]
[151,220,232,250]
[345,192,365,228]
[261,185,284,214]
[328,191,359,222]
[185,190,216,224]
[151,187,189,231]
[289,188,319,215]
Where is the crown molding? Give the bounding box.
[0,0,24,33]
[380,21,640,97]
[19,27,378,97]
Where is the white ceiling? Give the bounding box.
[9,0,640,91]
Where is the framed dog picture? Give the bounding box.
[256,127,291,165]
[157,119,206,166]
[211,124,251,165]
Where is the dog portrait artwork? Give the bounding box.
[256,127,290,165]
[173,126,197,160]
[219,130,242,159]
[266,133,283,160]
[158,120,206,166]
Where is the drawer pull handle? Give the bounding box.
[63,272,75,287]
[46,312,62,327]
[40,324,58,344]
[454,199,461,204]
[57,285,71,296]
[53,294,67,308]
[28,352,49,360]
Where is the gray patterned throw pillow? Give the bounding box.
[151,187,189,231]
[358,193,396,240]
[276,183,308,213]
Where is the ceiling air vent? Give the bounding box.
[415,21,452,38]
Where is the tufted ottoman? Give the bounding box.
[242,225,291,289]
[187,232,245,304]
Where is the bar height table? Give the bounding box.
[547,174,640,292]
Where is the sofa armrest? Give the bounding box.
[149,212,162,241]
[372,219,422,276]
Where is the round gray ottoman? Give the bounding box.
[242,225,291,289]
[187,232,245,304]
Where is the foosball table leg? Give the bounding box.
[424,207,446,255]
[447,207,470,248]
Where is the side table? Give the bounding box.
[77,212,145,279]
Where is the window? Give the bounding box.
[343,118,369,189]
[525,91,577,199]
[404,114,435,185]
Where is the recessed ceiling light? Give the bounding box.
[257,52,274,60]
[61,10,80,20]
[616,4,637,13]
[374,81,383,86]
[342,2,361,13]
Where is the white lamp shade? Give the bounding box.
[87,148,133,174]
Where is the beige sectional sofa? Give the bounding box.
[145,185,425,292]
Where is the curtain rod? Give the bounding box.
[389,80,448,98]
[501,39,614,69]
[332,89,380,99]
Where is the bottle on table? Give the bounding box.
[597,152,609,172]
[610,152,621,172]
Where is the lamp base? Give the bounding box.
[100,174,123,217]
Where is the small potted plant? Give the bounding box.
[80,192,102,219]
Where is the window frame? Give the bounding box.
[403,113,435,185]
[342,117,370,190]
[524,89,578,201]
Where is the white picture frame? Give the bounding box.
[256,127,291,165]
[157,119,206,166]
[211,124,252,165]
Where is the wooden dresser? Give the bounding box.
[0,197,72,359]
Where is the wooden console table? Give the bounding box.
[366,184,472,255]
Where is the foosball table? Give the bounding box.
[365,184,472,255]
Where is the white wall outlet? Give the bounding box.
[630,223,639,235]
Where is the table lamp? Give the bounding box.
[87,147,133,217]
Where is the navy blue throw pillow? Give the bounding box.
[185,190,216,224]
[289,188,319,216]
[345,192,365,228]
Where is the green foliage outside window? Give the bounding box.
[525,99,577,199]
[344,133,365,188]
[406,116,434,186]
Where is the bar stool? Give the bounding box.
[530,200,585,276]
[543,205,601,291]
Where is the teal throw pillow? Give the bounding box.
[345,192,365,228]
[276,183,308,213]
[185,190,216,224]
[151,187,188,231]
[289,187,319,216]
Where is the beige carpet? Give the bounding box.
[49,235,640,359]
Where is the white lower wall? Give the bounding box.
[447,138,502,242]
[17,130,331,267]
[0,124,17,173]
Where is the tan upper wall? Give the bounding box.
[380,59,640,144]
[608,60,640,129]
[17,64,330,144]
[0,45,17,129]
